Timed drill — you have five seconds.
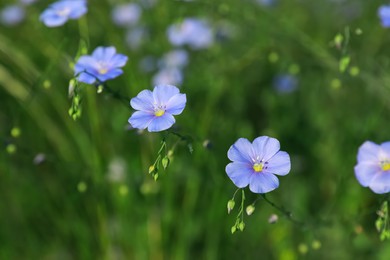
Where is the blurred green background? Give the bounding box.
[2,0,390,259]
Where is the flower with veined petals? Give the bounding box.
[74,46,128,84]
[40,0,87,27]
[128,85,186,132]
[354,141,390,194]
[226,136,291,193]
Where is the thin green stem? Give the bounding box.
[261,194,304,227]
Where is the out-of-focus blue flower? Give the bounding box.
[0,5,25,26]
[354,141,390,194]
[167,18,214,49]
[74,46,128,84]
[40,0,87,27]
[273,74,298,94]
[159,49,188,69]
[226,136,291,194]
[126,27,148,50]
[152,68,183,86]
[111,3,141,27]
[139,0,158,9]
[379,5,390,27]
[128,85,186,132]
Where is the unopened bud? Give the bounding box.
[231,225,237,234]
[238,222,245,231]
[148,165,155,174]
[97,85,104,94]
[227,200,235,214]
[246,205,255,216]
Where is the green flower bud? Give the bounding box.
[246,205,255,216]
[227,200,235,214]
[238,222,245,231]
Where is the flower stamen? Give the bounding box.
[382,161,390,171]
[154,109,165,117]
[253,163,263,172]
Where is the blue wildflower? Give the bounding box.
[379,5,390,27]
[159,49,189,69]
[273,74,298,94]
[0,5,25,26]
[74,46,128,84]
[111,3,142,27]
[226,136,291,193]
[167,18,214,49]
[354,141,390,194]
[40,0,87,27]
[126,27,148,50]
[152,68,183,86]
[128,85,186,132]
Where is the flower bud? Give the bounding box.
[227,200,235,214]
[97,85,104,94]
[238,222,245,231]
[246,205,255,216]
[231,225,237,234]
[268,214,279,224]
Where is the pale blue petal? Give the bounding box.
[98,68,123,81]
[92,47,105,60]
[147,113,175,132]
[354,162,380,187]
[130,90,154,112]
[357,141,380,163]
[110,54,128,67]
[40,12,67,27]
[128,111,154,130]
[166,93,186,115]
[264,151,290,176]
[78,72,96,84]
[227,138,254,164]
[252,136,280,162]
[68,4,87,19]
[153,85,180,105]
[225,162,252,188]
[369,172,390,194]
[249,173,279,194]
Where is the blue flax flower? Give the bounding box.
[74,46,128,84]
[354,141,390,194]
[128,85,186,132]
[226,136,291,193]
[40,0,87,27]
[379,5,390,28]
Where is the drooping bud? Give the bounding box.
[227,200,235,214]
[246,205,255,216]
[268,214,279,224]
[238,222,245,231]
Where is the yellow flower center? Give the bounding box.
[154,109,165,117]
[99,68,108,74]
[253,163,263,172]
[382,162,390,171]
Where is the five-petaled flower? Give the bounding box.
[226,136,291,193]
[128,85,186,132]
[74,46,128,84]
[40,0,87,27]
[354,141,390,194]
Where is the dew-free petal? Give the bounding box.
[369,172,390,194]
[130,90,154,112]
[78,72,96,84]
[226,162,252,188]
[147,113,175,132]
[128,111,154,130]
[227,138,254,164]
[166,94,186,115]
[264,151,290,176]
[357,141,380,163]
[252,136,280,162]
[153,85,180,105]
[249,172,279,194]
[354,163,379,187]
